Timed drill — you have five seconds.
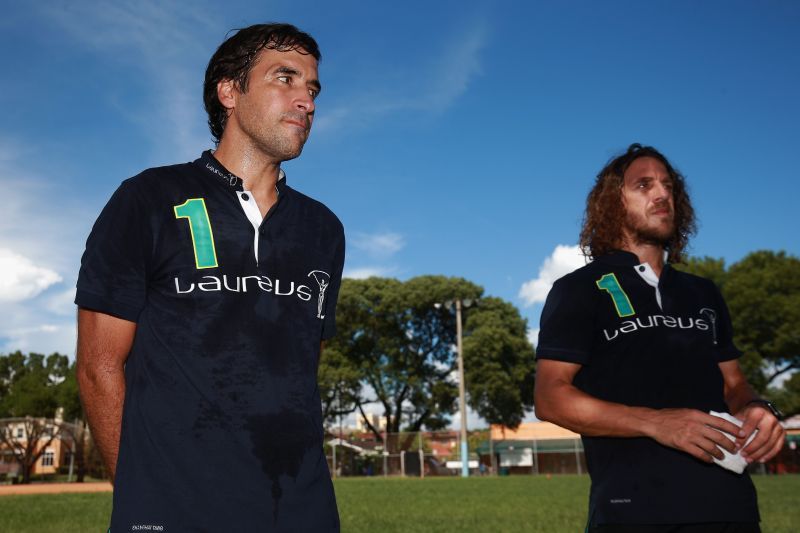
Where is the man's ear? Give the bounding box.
[217,78,237,111]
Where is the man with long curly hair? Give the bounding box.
[534,144,784,532]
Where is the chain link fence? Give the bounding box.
[324,429,589,478]
[326,426,800,478]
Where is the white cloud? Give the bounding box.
[519,245,588,307]
[0,248,62,302]
[344,266,395,280]
[0,323,76,357]
[45,287,78,317]
[0,139,84,356]
[350,232,405,258]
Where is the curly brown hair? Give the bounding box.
[579,143,696,264]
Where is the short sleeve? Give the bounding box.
[75,179,151,322]
[320,230,345,340]
[711,283,742,362]
[536,276,595,365]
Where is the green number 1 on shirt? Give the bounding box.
[596,273,635,317]
[174,198,219,269]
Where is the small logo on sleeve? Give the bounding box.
[308,270,331,319]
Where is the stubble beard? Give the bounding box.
[624,211,675,247]
[252,124,308,162]
[238,108,310,162]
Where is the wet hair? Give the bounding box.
[579,143,696,263]
[203,23,321,144]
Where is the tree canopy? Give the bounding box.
[0,351,70,418]
[0,351,78,483]
[322,275,536,450]
[676,250,800,396]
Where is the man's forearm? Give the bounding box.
[726,383,759,416]
[722,371,760,415]
[76,308,136,482]
[535,380,659,438]
[78,365,126,482]
[534,362,745,463]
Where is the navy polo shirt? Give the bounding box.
[537,250,758,526]
[76,151,344,532]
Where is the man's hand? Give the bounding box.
[736,404,785,463]
[648,408,745,463]
[718,359,786,464]
[535,360,743,464]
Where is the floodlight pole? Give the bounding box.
[456,299,469,478]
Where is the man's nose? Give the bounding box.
[295,90,315,115]
[652,182,670,201]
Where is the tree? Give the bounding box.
[0,351,68,418]
[318,344,361,432]
[463,297,536,428]
[674,256,727,289]
[325,275,536,452]
[55,361,92,482]
[724,251,800,389]
[0,417,61,484]
[766,372,800,419]
[0,351,72,483]
[675,251,800,393]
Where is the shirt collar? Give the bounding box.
[195,150,287,193]
[597,249,674,282]
[595,250,641,266]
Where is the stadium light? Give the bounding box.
[434,297,475,478]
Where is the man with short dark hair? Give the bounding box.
[535,144,784,533]
[76,23,343,531]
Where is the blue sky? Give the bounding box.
[1,1,798,419]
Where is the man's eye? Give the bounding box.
[309,89,319,99]
[277,76,290,83]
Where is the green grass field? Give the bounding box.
[1,475,798,532]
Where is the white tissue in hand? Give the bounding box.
[709,410,756,474]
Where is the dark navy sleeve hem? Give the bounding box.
[536,346,590,365]
[321,324,337,341]
[716,347,743,362]
[75,288,141,323]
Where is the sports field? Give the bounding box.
[0,475,798,532]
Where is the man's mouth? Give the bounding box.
[283,115,309,130]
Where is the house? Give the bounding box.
[477,421,585,475]
[0,414,79,481]
[483,416,800,476]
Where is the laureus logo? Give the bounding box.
[308,270,331,319]
[172,269,332,320]
[699,307,718,345]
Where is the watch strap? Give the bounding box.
[746,399,784,420]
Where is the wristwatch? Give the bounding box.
[746,399,784,420]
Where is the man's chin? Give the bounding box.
[274,140,306,162]
[636,228,674,246]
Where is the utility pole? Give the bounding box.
[456,299,469,478]
[434,297,474,478]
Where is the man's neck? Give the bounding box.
[213,133,282,217]
[621,241,666,277]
